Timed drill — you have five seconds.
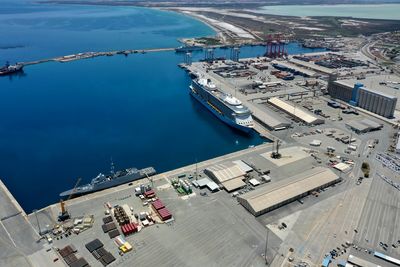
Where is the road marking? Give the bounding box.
[0,220,17,247]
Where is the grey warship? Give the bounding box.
[60,164,156,197]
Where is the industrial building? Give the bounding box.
[237,167,340,216]
[357,87,397,118]
[204,162,247,192]
[271,60,317,77]
[345,118,383,134]
[328,78,398,118]
[327,80,354,103]
[267,97,325,125]
[195,178,220,192]
[247,102,291,130]
[289,57,335,75]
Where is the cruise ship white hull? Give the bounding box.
[190,88,253,133]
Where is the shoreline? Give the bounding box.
[161,7,262,43]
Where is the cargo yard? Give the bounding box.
[2,43,400,267]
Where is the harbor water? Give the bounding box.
[0,1,324,212]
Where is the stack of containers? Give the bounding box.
[121,223,137,236]
[152,199,165,210]
[144,189,155,198]
[157,208,172,221]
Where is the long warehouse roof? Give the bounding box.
[289,58,335,75]
[268,97,324,125]
[247,102,291,130]
[272,60,317,77]
[205,162,246,183]
[238,167,338,214]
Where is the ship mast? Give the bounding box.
[110,157,115,175]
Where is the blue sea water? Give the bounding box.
[0,0,214,63]
[0,1,324,212]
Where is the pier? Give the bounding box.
[17,42,267,68]
[19,47,177,67]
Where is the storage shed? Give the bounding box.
[205,162,246,183]
[232,160,253,173]
[205,162,247,192]
[267,97,324,125]
[238,167,340,216]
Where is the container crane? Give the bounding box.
[58,178,81,221]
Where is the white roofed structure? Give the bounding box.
[205,162,247,192]
[205,162,246,183]
[249,179,260,186]
[333,162,351,172]
[238,167,340,216]
[232,160,253,173]
[267,97,324,125]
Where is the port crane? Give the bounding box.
[58,178,81,221]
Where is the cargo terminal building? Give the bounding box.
[328,78,398,118]
[237,168,340,216]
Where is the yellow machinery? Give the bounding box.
[58,178,81,221]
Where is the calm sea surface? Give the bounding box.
[258,4,400,20]
[0,1,324,212]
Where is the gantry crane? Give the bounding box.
[58,178,81,221]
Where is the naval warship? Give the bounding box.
[0,62,23,76]
[60,163,156,197]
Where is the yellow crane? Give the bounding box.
[58,178,81,221]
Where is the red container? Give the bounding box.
[144,190,155,198]
[157,207,172,221]
[121,225,126,235]
[152,199,165,210]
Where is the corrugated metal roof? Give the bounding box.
[249,179,260,186]
[346,119,382,132]
[268,97,324,125]
[289,58,335,74]
[374,251,400,265]
[360,119,382,129]
[346,120,370,132]
[232,160,253,173]
[333,162,351,172]
[272,60,317,77]
[197,178,211,187]
[222,178,246,192]
[238,167,338,214]
[247,102,291,130]
[207,181,219,191]
[348,254,381,267]
[360,86,397,99]
[205,163,246,183]
[152,199,165,210]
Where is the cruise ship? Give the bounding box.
[60,165,156,197]
[190,78,254,133]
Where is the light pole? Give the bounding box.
[265,228,269,265]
